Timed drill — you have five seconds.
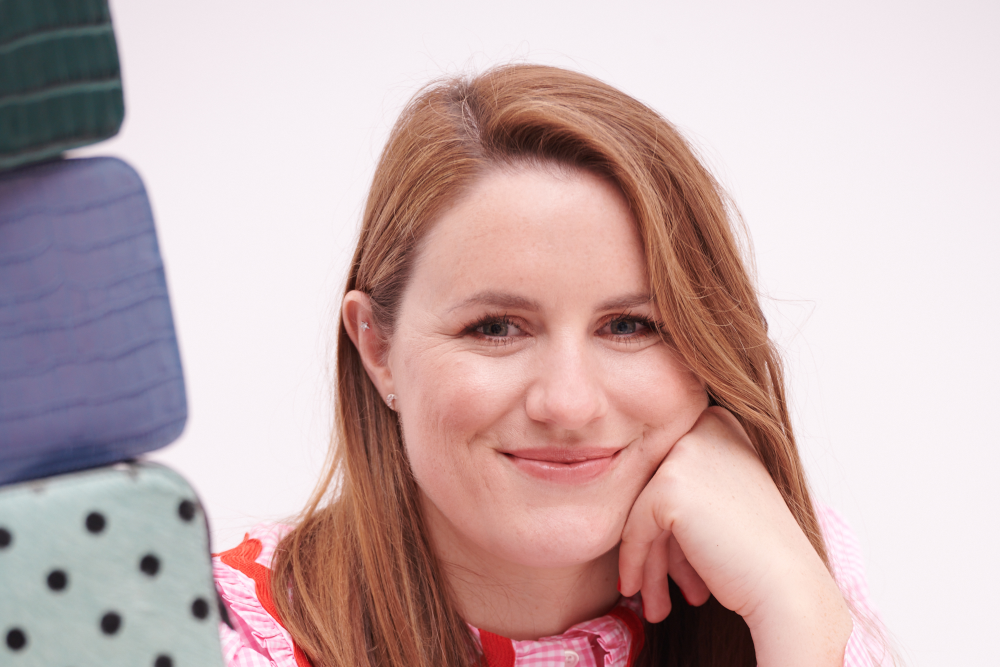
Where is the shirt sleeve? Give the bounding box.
[816,505,894,667]
[213,527,301,667]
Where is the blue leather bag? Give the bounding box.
[0,157,187,485]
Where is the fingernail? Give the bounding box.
[616,577,621,593]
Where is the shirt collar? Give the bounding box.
[473,595,645,667]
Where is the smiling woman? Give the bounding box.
[349,166,710,637]
[211,64,891,667]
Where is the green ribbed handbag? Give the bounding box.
[0,0,124,170]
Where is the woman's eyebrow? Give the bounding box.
[448,291,541,313]
[447,292,652,313]
[596,293,653,311]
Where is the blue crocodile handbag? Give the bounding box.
[0,157,187,486]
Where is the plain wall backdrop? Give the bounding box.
[72,1,998,664]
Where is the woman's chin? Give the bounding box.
[422,487,629,572]
[480,519,623,571]
[501,540,619,571]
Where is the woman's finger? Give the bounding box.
[666,534,711,607]
[618,487,670,596]
[618,539,653,598]
[640,529,672,622]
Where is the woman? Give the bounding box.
[213,64,890,667]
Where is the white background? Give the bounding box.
[74,1,998,664]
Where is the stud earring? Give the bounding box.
[360,321,370,331]
[386,394,396,410]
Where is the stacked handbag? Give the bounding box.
[1,1,227,665]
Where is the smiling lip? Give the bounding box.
[502,447,622,484]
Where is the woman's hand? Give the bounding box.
[618,406,853,667]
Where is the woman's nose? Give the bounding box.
[525,337,608,430]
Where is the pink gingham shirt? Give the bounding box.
[213,505,888,667]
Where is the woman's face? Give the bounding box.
[384,166,708,571]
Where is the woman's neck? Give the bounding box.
[422,498,622,641]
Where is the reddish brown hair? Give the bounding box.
[271,63,835,667]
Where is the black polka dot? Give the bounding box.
[0,528,11,548]
[47,569,68,591]
[100,612,122,635]
[5,628,26,650]
[177,499,196,522]
[85,512,106,534]
[140,554,160,576]
[191,597,210,620]
[154,655,173,667]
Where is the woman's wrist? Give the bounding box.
[744,563,853,667]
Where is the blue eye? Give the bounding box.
[478,321,510,337]
[609,319,637,335]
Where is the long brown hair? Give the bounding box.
[271,63,832,667]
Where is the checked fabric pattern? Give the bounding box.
[213,505,890,667]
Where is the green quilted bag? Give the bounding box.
[0,0,124,170]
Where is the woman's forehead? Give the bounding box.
[406,166,651,312]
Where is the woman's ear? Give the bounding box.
[342,290,395,399]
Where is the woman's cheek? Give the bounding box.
[421,351,525,432]
[400,350,527,489]
[608,347,706,425]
